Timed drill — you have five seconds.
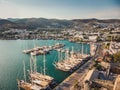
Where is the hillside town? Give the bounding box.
[0,26,120,43]
[0,18,120,42]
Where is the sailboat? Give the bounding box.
[53,49,69,71]
[17,61,42,90]
[53,44,88,72]
[29,54,56,89]
[53,47,74,72]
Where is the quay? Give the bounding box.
[54,58,93,90]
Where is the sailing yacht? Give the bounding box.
[17,61,42,90]
[29,54,56,89]
[53,44,88,72]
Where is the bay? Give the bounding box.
[0,40,90,90]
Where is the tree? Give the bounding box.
[97,36,102,42]
[113,51,120,62]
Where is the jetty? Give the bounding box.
[23,43,65,56]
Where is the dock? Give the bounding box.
[23,43,65,56]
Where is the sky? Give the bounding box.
[0,0,120,19]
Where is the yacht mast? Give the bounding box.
[43,54,46,75]
[23,61,26,82]
[71,46,74,59]
[30,56,33,72]
[34,55,37,72]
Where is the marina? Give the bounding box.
[0,0,119,89]
[18,52,56,90]
[0,40,90,90]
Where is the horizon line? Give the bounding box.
[0,17,120,20]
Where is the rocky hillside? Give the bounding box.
[0,18,120,31]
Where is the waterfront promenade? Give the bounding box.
[54,60,93,90]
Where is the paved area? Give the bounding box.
[113,75,120,90]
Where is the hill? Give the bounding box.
[0,18,119,31]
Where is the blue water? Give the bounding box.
[0,40,90,90]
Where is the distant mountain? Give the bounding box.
[72,19,120,23]
[0,19,14,26]
[72,19,120,30]
[7,18,20,22]
[11,18,73,29]
[0,19,18,30]
[0,18,119,31]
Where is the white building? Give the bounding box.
[74,34,83,39]
[88,35,98,42]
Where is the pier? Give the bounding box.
[23,43,65,56]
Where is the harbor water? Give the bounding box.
[0,40,90,90]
